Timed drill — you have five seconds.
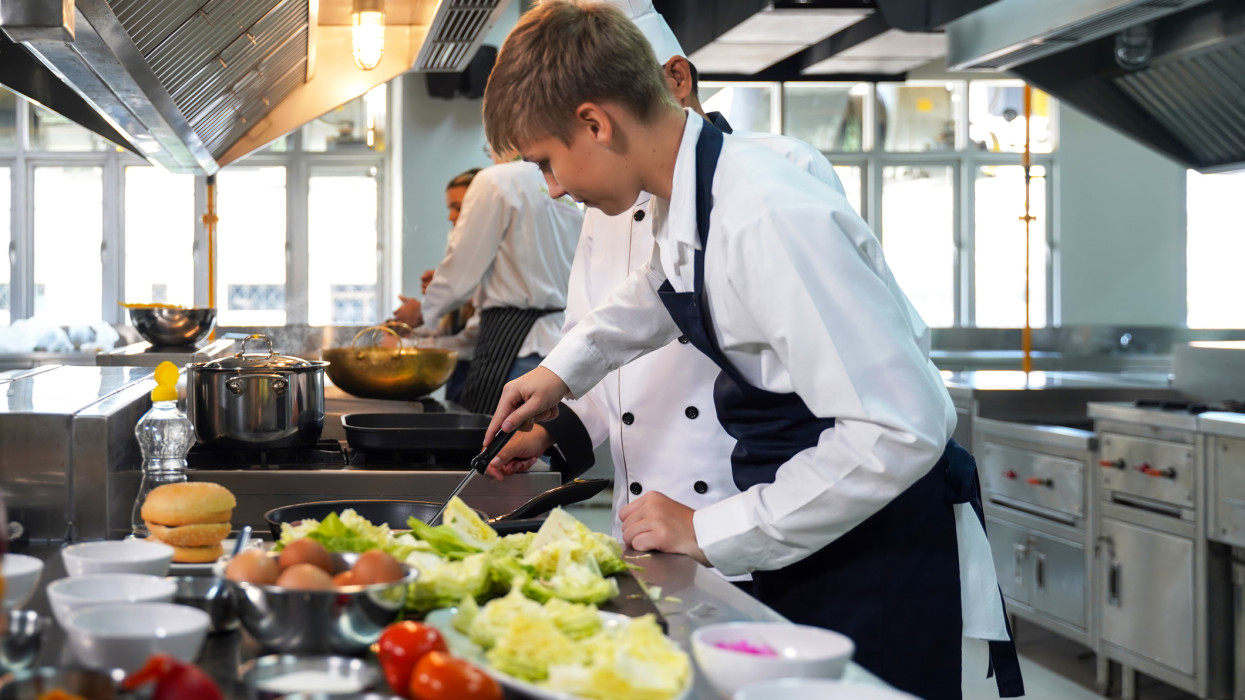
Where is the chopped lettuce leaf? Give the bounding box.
[468,587,545,649]
[443,497,500,550]
[451,595,479,636]
[406,517,483,560]
[408,552,492,613]
[544,614,690,700]
[529,508,634,576]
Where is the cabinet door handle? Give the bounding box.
[1013,542,1028,584]
[1035,552,1046,590]
[1107,563,1121,606]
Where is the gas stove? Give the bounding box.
[185,438,478,472]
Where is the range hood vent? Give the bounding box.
[948,0,1245,172]
[416,0,505,71]
[0,0,509,175]
[947,0,1210,71]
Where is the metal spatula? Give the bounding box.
[428,429,516,526]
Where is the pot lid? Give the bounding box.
[202,334,314,370]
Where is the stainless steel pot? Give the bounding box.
[186,334,329,449]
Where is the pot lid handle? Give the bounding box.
[237,334,277,359]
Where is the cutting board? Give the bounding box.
[599,569,668,632]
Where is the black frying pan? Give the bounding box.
[341,413,491,452]
[263,478,609,539]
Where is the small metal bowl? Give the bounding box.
[216,552,417,655]
[0,611,47,674]
[128,307,217,347]
[239,654,381,700]
[0,666,125,700]
[168,575,238,634]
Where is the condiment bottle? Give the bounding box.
[131,361,194,537]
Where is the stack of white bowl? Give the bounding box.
[52,540,210,673]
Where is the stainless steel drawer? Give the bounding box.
[980,441,1085,518]
[987,518,1032,607]
[1098,432,1195,510]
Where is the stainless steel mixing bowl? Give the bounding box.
[215,552,417,655]
[128,307,217,346]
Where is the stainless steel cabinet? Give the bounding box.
[988,516,1086,630]
[1099,516,1196,676]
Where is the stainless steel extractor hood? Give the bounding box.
[0,0,508,174]
[948,0,1245,173]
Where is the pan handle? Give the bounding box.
[491,478,610,522]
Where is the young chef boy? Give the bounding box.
[485,1,846,587]
[480,2,1023,698]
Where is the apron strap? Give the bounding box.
[458,307,557,414]
[944,440,1026,697]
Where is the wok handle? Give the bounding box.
[492,478,610,522]
[351,324,407,359]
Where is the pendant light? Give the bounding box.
[352,0,385,71]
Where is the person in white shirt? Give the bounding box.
[478,3,1023,698]
[393,151,583,413]
[486,3,845,575]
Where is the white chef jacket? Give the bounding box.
[560,133,846,542]
[421,161,583,359]
[543,110,1008,641]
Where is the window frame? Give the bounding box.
[1,83,397,328]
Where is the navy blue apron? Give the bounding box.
[655,120,1024,699]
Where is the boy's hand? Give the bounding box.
[485,366,571,438]
[619,492,708,566]
[485,425,554,480]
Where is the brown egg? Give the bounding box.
[224,549,279,585]
[333,570,357,587]
[350,549,405,586]
[279,538,334,573]
[276,563,337,590]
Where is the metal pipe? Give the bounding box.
[204,174,218,338]
[1021,85,1034,374]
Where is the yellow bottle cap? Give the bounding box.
[151,361,180,402]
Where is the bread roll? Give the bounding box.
[146,522,232,547]
[149,539,224,564]
[141,482,236,527]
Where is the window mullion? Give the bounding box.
[287,152,310,327]
[102,151,123,323]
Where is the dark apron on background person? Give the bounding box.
[459,307,559,414]
[655,119,1024,699]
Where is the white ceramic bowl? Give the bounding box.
[734,678,918,700]
[47,573,178,628]
[62,540,174,578]
[2,554,44,610]
[63,602,209,673]
[691,622,855,699]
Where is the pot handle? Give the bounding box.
[350,324,409,360]
[226,373,290,396]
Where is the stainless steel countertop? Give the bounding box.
[941,370,1174,392]
[16,546,885,699]
[1197,411,1245,440]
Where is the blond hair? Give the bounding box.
[483,0,677,155]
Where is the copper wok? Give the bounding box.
[323,325,458,400]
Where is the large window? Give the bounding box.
[124,167,195,307]
[739,78,1059,328]
[33,167,103,323]
[0,84,394,331]
[1187,170,1245,328]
